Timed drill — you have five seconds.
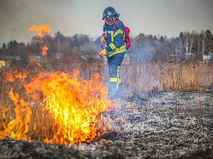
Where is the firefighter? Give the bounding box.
[99,6,126,100]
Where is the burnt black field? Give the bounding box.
[0,90,213,159]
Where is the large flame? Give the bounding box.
[0,69,115,145]
[0,24,116,145]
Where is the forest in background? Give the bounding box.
[0,29,213,65]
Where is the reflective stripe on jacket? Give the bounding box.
[102,19,126,57]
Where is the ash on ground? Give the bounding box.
[1,90,213,159]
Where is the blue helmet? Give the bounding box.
[102,6,120,20]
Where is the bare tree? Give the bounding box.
[189,31,197,53]
[200,30,212,62]
[180,32,190,53]
[175,36,184,61]
[180,31,197,54]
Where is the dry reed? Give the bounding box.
[0,60,213,142]
[121,62,213,94]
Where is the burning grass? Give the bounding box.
[0,64,116,145]
[0,61,213,145]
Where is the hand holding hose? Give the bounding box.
[99,49,107,57]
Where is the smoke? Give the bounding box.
[128,40,154,64]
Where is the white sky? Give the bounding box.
[0,0,213,46]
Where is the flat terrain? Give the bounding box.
[0,90,213,159]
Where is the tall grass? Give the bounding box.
[0,60,213,142]
[121,62,213,93]
[1,60,213,109]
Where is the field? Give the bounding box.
[0,60,213,158]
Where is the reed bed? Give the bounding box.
[121,62,213,93]
[0,60,213,142]
[1,61,213,108]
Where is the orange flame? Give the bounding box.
[29,24,50,39]
[41,46,48,56]
[0,89,31,140]
[1,69,116,145]
[29,24,51,56]
[0,24,117,145]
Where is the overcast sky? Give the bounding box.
[0,0,213,46]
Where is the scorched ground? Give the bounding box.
[0,90,213,158]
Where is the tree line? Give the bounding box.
[0,30,212,64]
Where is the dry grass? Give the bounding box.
[0,59,106,142]
[121,62,213,93]
[0,60,213,142]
